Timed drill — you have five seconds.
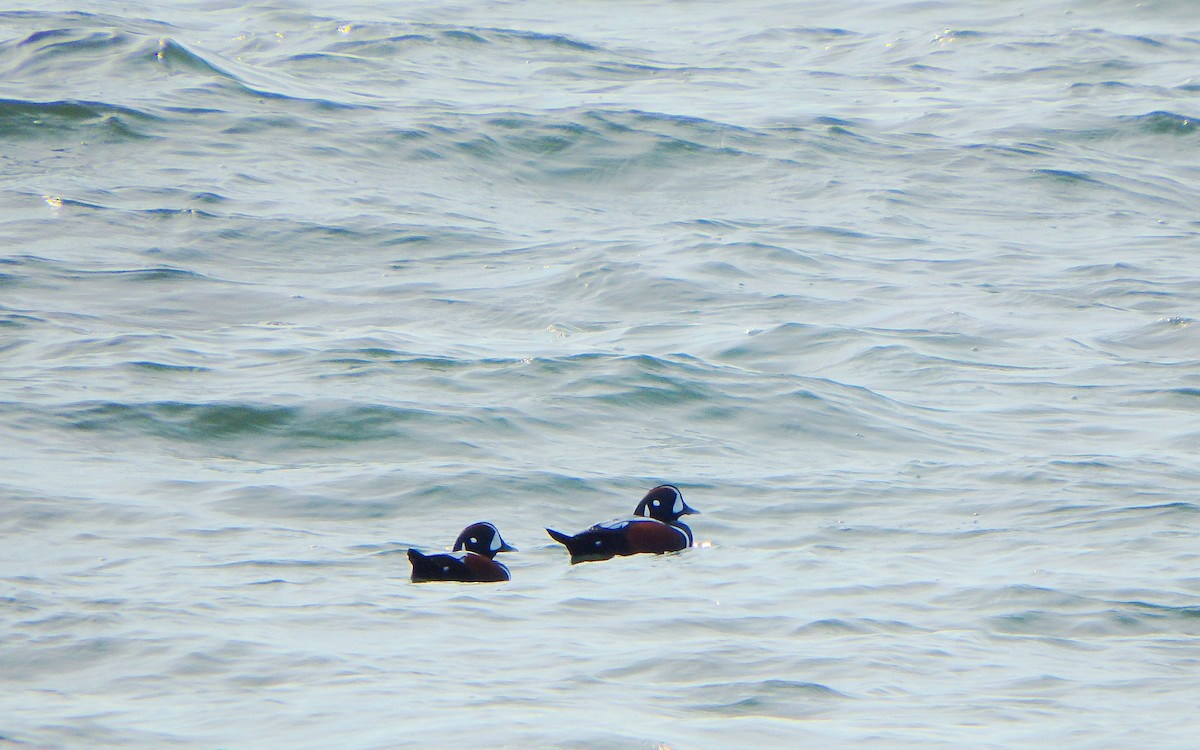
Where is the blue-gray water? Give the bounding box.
[3,1,1199,747]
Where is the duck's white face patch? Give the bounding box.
[672,490,684,514]
[489,533,502,552]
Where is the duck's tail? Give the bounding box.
[407,548,441,582]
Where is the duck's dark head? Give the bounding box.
[634,484,698,523]
[453,522,517,558]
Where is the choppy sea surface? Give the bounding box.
[3,0,1200,747]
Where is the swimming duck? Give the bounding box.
[546,484,698,564]
[408,521,516,582]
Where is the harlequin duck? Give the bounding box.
[408,522,516,582]
[545,484,699,564]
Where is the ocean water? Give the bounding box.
[2,0,1200,747]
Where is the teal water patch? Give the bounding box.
[0,98,159,140]
[1125,110,1198,135]
[57,400,474,443]
[125,361,212,373]
[687,679,851,718]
